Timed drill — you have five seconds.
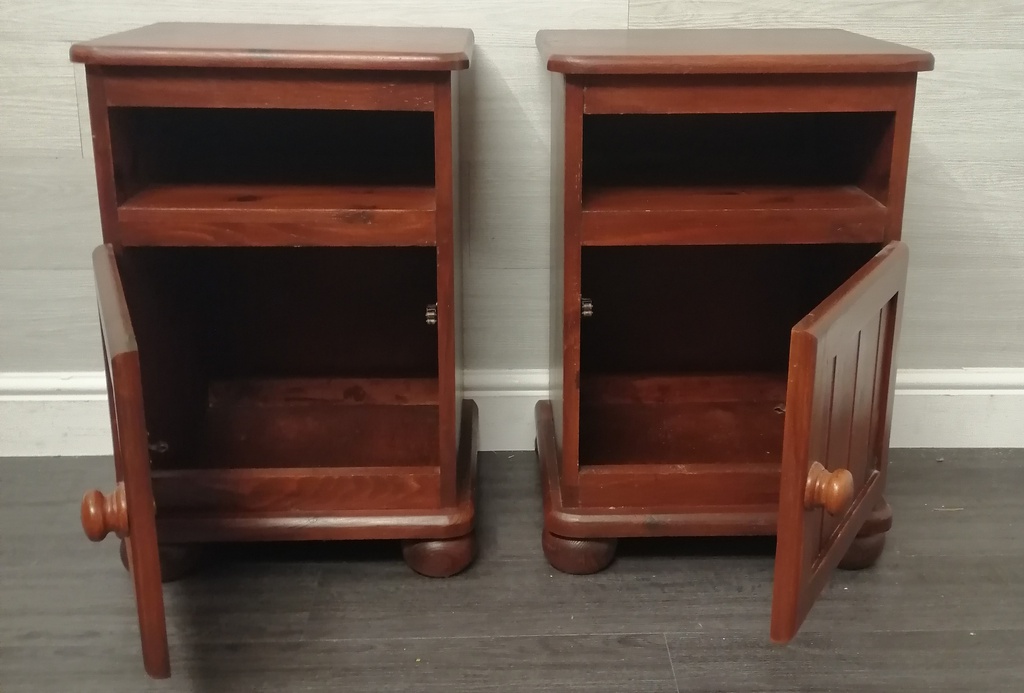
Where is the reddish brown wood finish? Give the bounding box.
[71,23,473,71]
[536,400,779,539]
[582,373,788,404]
[435,72,462,508]
[558,78,585,496]
[91,245,169,679]
[402,533,476,578]
[86,70,121,241]
[804,463,855,515]
[152,467,442,513]
[206,377,440,406]
[117,184,438,247]
[547,73,568,473]
[581,73,911,115]
[81,485,129,541]
[838,500,893,570]
[537,29,933,75]
[881,79,920,241]
[99,67,441,110]
[541,531,617,575]
[155,400,478,544]
[579,464,781,509]
[538,29,930,642]
[581,185,887,246]
[771,241,908,643]
[579,374,788,471]
[76,24,475,679]
[201,381,441,471]
[579,245,878,376]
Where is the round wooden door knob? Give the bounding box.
[81,483,129,542]
[804,462,855,515]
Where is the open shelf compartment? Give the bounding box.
[580,112,894,245]
[109,107,438,245]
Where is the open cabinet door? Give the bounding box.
[81,245,170,678]
[770,241,908,643]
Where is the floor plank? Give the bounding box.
[0,634,678,693]
[1,450,1022,691]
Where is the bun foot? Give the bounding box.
[839,499,891,570]
[839,532,887,570]
[542,531,617,574]
[119,539,202,582]
[402,533,476,577]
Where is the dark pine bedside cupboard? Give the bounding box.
[71,23,475,678]
[534,29,933,641]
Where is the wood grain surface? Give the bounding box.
[70,23,474,70]
[92,244,170,677]
[537,29,934,74]
[117,184,438,247]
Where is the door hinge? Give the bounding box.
[581,297,594,318]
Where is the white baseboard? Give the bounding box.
[2,368,1023,457]
[0,372,112,457]
[465,369,548,452]
[889,368,1024,448]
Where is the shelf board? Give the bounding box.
[117,183,437,246]
[580,373,787,468]
[152,465,442,515]
[580,184,887,245]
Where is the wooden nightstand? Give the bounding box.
[534,29,933,642]
[72,23,474,678]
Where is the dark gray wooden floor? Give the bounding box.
[1,450,1022,692]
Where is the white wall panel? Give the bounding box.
[912,49,1024,161]
[0,41,81,156]
[466,45,554,270]
[463,268,550,368]
[0,271,102,371]
[0,158,100,270]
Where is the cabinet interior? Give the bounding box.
[108,107,436,206]
[578,243,882,467]
[118,246,440,471]
[582,111,895,206]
